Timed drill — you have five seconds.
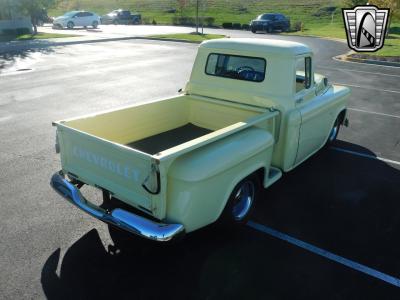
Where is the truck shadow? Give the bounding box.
[41,226,253,300]
[40,141,400,299]
[255,140,400,276]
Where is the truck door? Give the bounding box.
[294,56,332,165]
[73,12,85,26]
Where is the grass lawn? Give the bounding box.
[0,32,78,42]
[47,0,399,57]
[284,22,346,39]
[149,33,225,42]
[374,34,400,57]
[16,32,78,40]
[286,21,400,57]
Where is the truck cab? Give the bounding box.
[188,38,349,170]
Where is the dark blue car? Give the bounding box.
[250,13,290,33]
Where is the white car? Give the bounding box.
[53,11,100,29]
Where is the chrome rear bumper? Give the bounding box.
[50,171,185,242]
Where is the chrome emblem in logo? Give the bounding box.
[342,5,389,52]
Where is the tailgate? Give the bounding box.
[56,124,161,217]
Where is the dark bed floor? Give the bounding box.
[126,123,212,154]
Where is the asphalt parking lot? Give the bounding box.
[1,26,400,299]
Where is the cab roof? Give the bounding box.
[200,38,311,56]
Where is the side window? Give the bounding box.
[295,57,312,93]
[205,53,266,82]
[76,12,84,18]
[83,12,92,17]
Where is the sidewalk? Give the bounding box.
[0,24,194,54]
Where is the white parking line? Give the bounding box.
[319,66,400,78]
[247,221,400,288]
[333,83,400,94]
[348,107,400,119]
[331,147,400,166]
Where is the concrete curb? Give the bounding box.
[0,35,208,54]
[135,36,203,44]
[0,36,145,53]
[282,33,347,44]
[334,51,400,68]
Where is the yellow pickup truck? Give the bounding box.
[51,38,350,243]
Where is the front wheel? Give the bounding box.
[92,21,99,28]
[325,117,341,147]
[66,21,74,29]
[251,28,256,33]
[220,174,261,226]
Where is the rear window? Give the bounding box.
[205,53,266,82]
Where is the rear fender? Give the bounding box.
[166,127,274,232]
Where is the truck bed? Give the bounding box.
[54,95,278,219]
[126,123,212,155]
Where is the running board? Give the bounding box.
[264,167,282,188]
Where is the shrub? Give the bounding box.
[16,28,31,35]
[2,28,16,35]
[152,19,157,25]
[242,24,250,31]
[232,23,242,30]
[313,6,337,17]
[222,22,233,29]
[293,21,304,32]
[172,16,195,26]
[203,16,215,27]
[142,17,151,24]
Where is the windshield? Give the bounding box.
[63,11,78,17]
[257,14,275,20]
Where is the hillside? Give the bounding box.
[49,0,400,52]
[50,0,345,31]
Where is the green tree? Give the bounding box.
[177,0,188,16]
[18,0,57,34]
[342,0,368,7]
[369,0,400,34]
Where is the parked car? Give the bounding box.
[53,11,100,29]
[51,38,349,244]
[250,13,290,33]
[101,9,141,25]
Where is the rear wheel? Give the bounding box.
[220,174,261,227]
[92,21,99,28]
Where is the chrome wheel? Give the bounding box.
[232,181,255,221]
